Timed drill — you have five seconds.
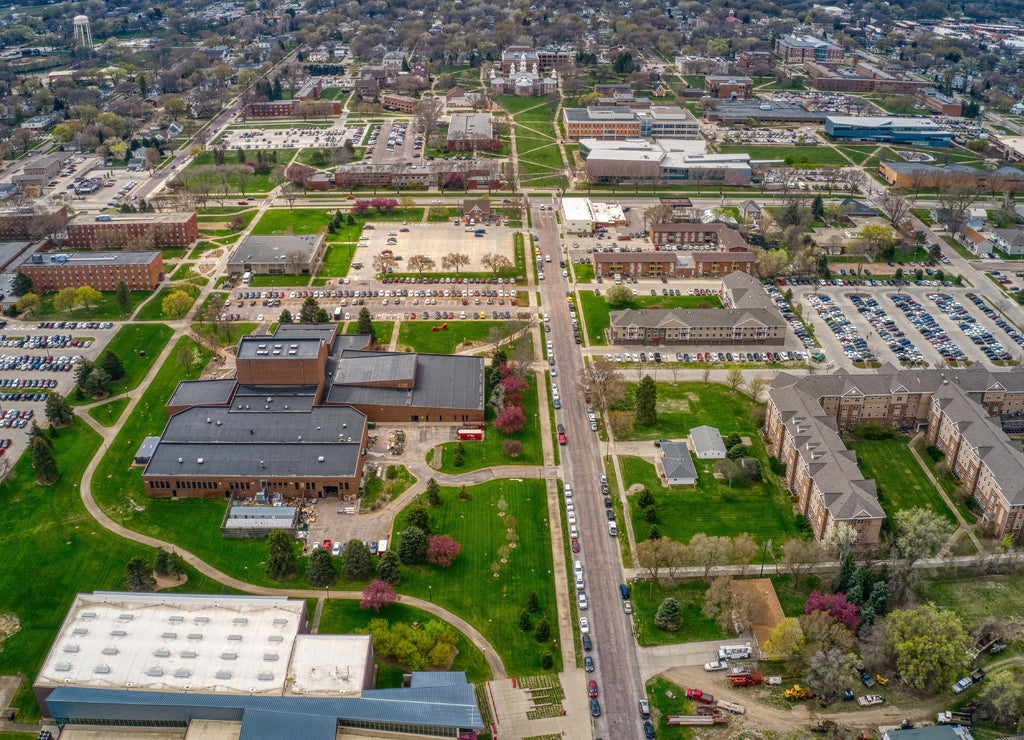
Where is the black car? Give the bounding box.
[582,634,592,651]
[590,697,601,717]
[606,509,616,521]
[604,497,613,508]
[644,720,656,738]
[557,423,565,434]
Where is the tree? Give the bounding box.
[879,191,911,226]
[342,539,374,580]
[805,590,860,632]
[99,351,125,380]
[116,280,131,314]
[11,271,32,296]
[577,359,625,420]
[806,647,851,703]
[726,367,744,392]
[937,181,980,234]
[266,530,298,581]
[481,253,512,274]
[15,292,40,317]
[162,289,194,317]
[605,284,633,308]
[54,286,78,314]
[636,537,686,582]
[407,254,435,275]
[360,579,400,611]
[654,597,683,631]
[493,405,526,434]
[811,194,825,221]
[124,556,156,592]
[519,610,533,631]
[355,307,376,340]
[527,592,540,613]
[746,376,767,404]
[376,550,401,584]
[83,366,112,398]
[31,433,58,484]
[306,547,337,587]
[702,576,755,635]
[298,296,319,323]
[398,525,428,565]
[163,96,187,122]
[177,344,196,374]
[637,489,655,509]
[975,670,1024,727]
[858,224,894,264]
[780,539,821,589]
[45,392,73,426]
[635,374,657,426]
[154,548,170,575]
[534,618,551,643]
[278,308,293,324]
[688,533,732,581]
[426,535,461,567]
[764,617,806,666]
[405,505,432,534]
[423,477,442,506]
[885,605,970,691]
[76,286,101,310]
[441,253,470,273]
[894,507,953,568]
[503,439,524,457]
[414,96,445,149]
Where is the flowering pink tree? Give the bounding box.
[493,405,526,434]
[370,197,398,213]
[426,535,462,567]
[500,375,528,394]
[352,200,371,215]
[805,590,860,632]
[360,579,401,612]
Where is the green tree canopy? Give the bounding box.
[125,556,156,592]
[342,539,374,580]
[398,525,428,565]
[266,530,298,581]
[635,374,658,426]
[306,547,337,587]
[885,605,970,691]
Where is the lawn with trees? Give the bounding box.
[848,440,958,524]
[390,478,560,675]
[577,289,721,346]
[69,324,172,406]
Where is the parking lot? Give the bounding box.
[362,120,419,164]
[355,220,515,273]
[50,164,152,210]
[218,122,361,152]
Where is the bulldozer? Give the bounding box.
[785,685,814,701]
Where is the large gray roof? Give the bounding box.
[690,425,725,456]
[144,405,364,479]
[229,234,324,264]
[610,307,785,330]
[335,352,416,385]
[660,440,697,481]
[237,336,323,360]
[328,350,485,411]
[167,379,237,408]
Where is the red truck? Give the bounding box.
[686,688,714,704]
[729,671,763,687]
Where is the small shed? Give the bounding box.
[690,425,726,459]
[659,440,698,486]
[221,504,298,538]
[134,436,161,465]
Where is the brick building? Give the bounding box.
[381,93,417,113]
[12,152,68,190]
[145,325,485,500]
[650,221,750,250]
[446,113,495,152]
[247,100,344,117]
[737,50,774,74]
[915,88,962,117]
[334,160,501,191]
[878,161,1024,191]
[66,212,198,250]
[0,205,68,239]
[774,34,843,63]
[500,45,570,75]
[227,234,327,276]
[766,366,1024,545]
[704,75,753,99]
[593,248,756,278]
[18,251,163,291]
[562,106,699,141]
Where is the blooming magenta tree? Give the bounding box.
[500,375,529,394]
[493,405,527,434]
[426,535,462,567]
[352,200,371,215]
[360,579,401,611]
[805,590,861,632]
[369,197,398,213]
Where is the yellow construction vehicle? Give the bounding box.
[785,685,813,701]
[876,675,889,687]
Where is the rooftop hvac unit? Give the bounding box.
[318,456,324,462]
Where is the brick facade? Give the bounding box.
[66,212,198,250]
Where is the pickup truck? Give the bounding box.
[857,695,885,707]
[685,688,714,704]
[937,711,973,726]
[857,667,876,687]
[951,670,983,696]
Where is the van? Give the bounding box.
[619,583,630,600]
[718,643,753,660]
[564,484,572,498]
[377,539,388,555]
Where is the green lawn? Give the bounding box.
[360,464,416,509]
[433,374,543,472]
[134,287,199,321]
[427,207,459,223]
[29,290,149,321]
[397,320,505,354]
[343,320,395,346]
[250,208,332,235]
[848,440,958,524]
[645,677,697,740]
[631,580,729,647]
[70,323,172,405]
[571,263,594,284]
[918,572,1024,630]
[171,262,195,280]
[87,397,131,426]
[578,291,723,346]
[249,274,312,287]
[391,478,561,676]
[719,144,850,166]
[321,243,356,277]
[619,456,666,492]
[190,321,257,348]
[317,600,491,684]
[0,418,226,723]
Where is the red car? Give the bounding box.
[323,539,332,551]
[588,680,598,698]
[558,432,567,445]
[571,539,580,553]
[237,200,248,205]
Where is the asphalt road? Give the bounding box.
[532,200,645,739]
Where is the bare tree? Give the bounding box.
[937,180,981,234]
[414,96,445,150]
[371,253,397,275]
[577,359,625,420]
[481,253,512,274]
[441,253,471,273]
[407,254,435,275]
[879,190,911,228]
[779,539,821,589]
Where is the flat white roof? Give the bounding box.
[286,634,371,697]
[998,136,1024,157]
[561,198,594,223]
[37,593,307,695]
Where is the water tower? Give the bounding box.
[72,15,92,48]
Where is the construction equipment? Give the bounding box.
[729,670,763,687]
[810,720,837,733]
[716,699,745,715]
[785,685,813,701]
[876,674,889,687]
[667,713,728,726]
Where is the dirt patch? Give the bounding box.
[0,613,20,653]
[659,398,690,413]
[731,578,786,651]
[153,572,189,591]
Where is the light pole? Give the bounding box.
[428,585,432,602]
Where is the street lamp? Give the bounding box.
[428,585,432,602]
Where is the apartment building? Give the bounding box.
[17,251,164,291]
[66,212,198,250]
[704,75,754,99]
[774,34,843,63]
[0,205,68,239]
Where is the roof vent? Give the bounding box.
[187,633,203,641]
[94,665,111,675]
[162,632,177,639]
[72,628,88,636]
[174,669,191,678]
[215,671,232,680]
[147,668,163,677]
[221,652,238,660]
[206,418,211,423]
[197,458,204,464]
[268,635,284,643]
[193,617,209,624]
[168,616,183,623]
[318,456,324,462]
[257,672,274,681]
[81,612,97,619]
[263,653,279,661]
[109,630,126,638]
[216,420,222,426]
[181,650,197,659]
[227,634,243,642]
[118,614,134,621]
[272,619,288,626]
[63,645,79,653]
[232,617,248,625]
[55,663,71,672]
[178,457,183,464]
[153,649,170,658]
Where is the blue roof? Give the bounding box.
[46,677,484,737]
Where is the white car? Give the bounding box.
[257,314,264,321]
[578,592,588,610]
[567,512,576,525]
[704,659,729,672]
[579,616,590,634]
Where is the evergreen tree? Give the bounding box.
[299,297,319,322]
[279,309,293,323]
[534,618,550,642]
[266,530,298,580]
[375,550,401,583]
[635,374,658,426]
[636,488,655,509]
[356,307,375,339]
[31,433,58,484]
[654,597,682,630]
[643,504,658,523]
[342,539,374,580]
[405,505,432,534]
[812,194,825,220]
[425,478,442,506]
[99,350,126,380]
[125,556,155,592]
[648,524,662,540]
[306,547,337,587]
[167,551,185,580]
[154,547,170,574]
[116,280,131,314]
[526,591,540,613]
[519,610,532,631]
[44,392,73,426]
[398,525,428,565]
[11,271,32,296]
[836,549,856,593]
[83,367,112,398]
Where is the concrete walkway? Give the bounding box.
[907,432,983,554]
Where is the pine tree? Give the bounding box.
[154,547,170,574]
[279,309,293,323]
[519,610,532,631]
[398,525,428,565]
[534,618,550,642]
[654,597,682,631]
[306,547,337,587]
[99,350,126,380]
[44,392,73,426]
[526,591,540,613]
[266,530,298,581]
[648,524,662,540]
[116,280,131,314]
[375,550,401,583]
[31,434,58,484]
[812,194,825,221]
[356,307,375,339]
[125,556,155,592]
[342,539,374,580]
[425,478,442,506]
[635,374,658,426]
[405,505,432,534]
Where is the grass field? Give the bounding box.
[134,287,199,321]
[190,321,257,348]
[321,243,356,277]
[645,677,698,739]
[87,396,131,426]
[360,464,416,508]
[848,440,957,524]
[718,144,850,166]
[344,319,394,344]
[572,263,594,284]
[577,290,723,346]
[619,456,666,492]
[250,208,332,235]
[317,600,491,684]
[432,374,543,473]
[631,580,729,647]
[69,323,172,406]
[248,274,311,287]
[919,572,1024,629]
[397,320,505,354]
[391,478,561,676]
[0,418,225,723]
[29,290,149,321]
